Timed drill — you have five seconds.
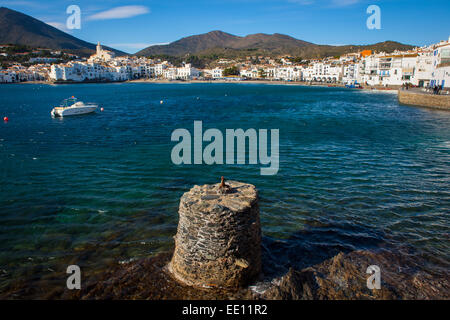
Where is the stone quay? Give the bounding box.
[398,90,450,110]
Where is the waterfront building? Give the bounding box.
[412,49,433,87]
[240,67,258,79]
[273,66,302,81]
[342,62,360,85]
[211,67,224,79]
[176,63,200,80]
[203,67,224,79]
[0,70,16,83]
[359,54,380,86]
[430,37,450,88]
[302,62,341,82]
[154,62,169,77]
[378,55,403,86]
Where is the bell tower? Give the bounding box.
[96,42,102,55]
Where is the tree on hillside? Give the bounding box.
[223,66,240,76]
[258,68,266,79]
[291,57,303,63]
[185,55,205,69]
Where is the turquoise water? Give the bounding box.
[0,83,449,295]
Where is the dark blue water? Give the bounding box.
[0,83,449,294]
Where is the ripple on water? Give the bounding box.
[0,83,449,296]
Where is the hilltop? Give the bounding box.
[136,30,414,59]
[0,7,126,57]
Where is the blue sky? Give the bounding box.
[1,0,449,53]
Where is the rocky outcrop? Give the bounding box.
[262,250,449,300]
[51,248,448,300]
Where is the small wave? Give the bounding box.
[359,89,398,94]
[437,141,450,149]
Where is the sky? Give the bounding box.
[1,0,449,54]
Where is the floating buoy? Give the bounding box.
[100,107,104,112]
[3,116,8,122]
[160,100,164,104]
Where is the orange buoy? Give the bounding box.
[3,116,8,122]
[100,107,104,112]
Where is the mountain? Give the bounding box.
[141,31,240,56]
[0,6,413,60]
[136,30,414,59]
[137,30,313,56]
[0,7,126,56]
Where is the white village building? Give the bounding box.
[430,38,450,88]
[88,42,115,63]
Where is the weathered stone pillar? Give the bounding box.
[169,178,262,288]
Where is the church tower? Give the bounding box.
[96,42,102,55]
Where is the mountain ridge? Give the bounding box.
[136,30,414,59]
[0,7,126,56]
[0,6,415,60]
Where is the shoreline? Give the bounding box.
[1,79,400,92]
[126,78,401,91]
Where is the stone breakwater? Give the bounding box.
[168,180,262,288]
[398,90,450,110]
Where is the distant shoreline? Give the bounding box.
[2,79,400,92]
[127,78,400,91]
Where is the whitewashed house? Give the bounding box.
[0,71,16,83]
[176,64,200,80]
[411,49,433,87]
[211,67,223,79]
[342,63,360,85]
[359,54,381,86]
[431,39,450,88]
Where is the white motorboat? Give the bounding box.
[51,97,98,117]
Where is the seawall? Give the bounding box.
[398,90,450,110]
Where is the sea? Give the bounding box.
[0,83,449,297]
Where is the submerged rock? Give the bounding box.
[53,248,448,300]
[261,250,449,300]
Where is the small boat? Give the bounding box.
[51,97,98,117]
[345,82,363,89]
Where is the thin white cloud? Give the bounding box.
[145,42,170,47]
[331,0,360,6]
[288,0,315,4]
[0,0,41,8]
[46,21,70,33]
[87,5,150,21]
[288,0,362,6]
